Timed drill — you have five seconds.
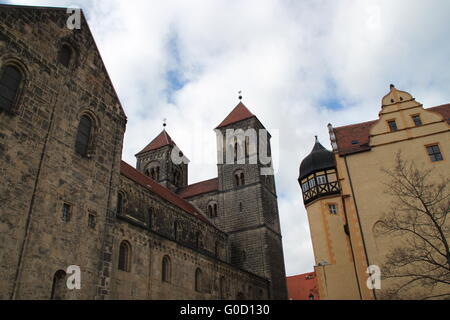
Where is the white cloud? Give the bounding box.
[6,0,450,276]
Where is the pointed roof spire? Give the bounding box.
[216,102,255,129]
[135,130,176,156]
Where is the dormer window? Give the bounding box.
[388,120,398,132]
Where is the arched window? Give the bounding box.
[208,205,213,218]
[234,174,240,187]
[58,45,72,67]
[195,268,202,292]
[0,65,23,113]
[162,256,171,283]
[150,168,155,180]
[245,136,249,158]
[234,170,245,187]
[75,115,93,157]
[50,270,67,300]
[118,241,131,272]
[213,203,218,217]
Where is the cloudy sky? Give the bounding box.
[4,0,450,276]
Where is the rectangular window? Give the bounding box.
[412,115,422,127]
[426,145,443,162]
[309,179,316,189]
[316,175,327,185]
[302,182,309,192]
[62,203,71,222]
[328,204,337,215]
[88,213,96,229]
[388,120,398,132]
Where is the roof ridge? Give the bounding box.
[182,177,218,188]
[120,161,221,229]
[334,119,378,130]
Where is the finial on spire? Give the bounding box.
[238,91,243,101]
[315,135,319,143]
[390,84,395,89]
[163,118,167,129]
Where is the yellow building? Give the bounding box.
[299,85,449,300]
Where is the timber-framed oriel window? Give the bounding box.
[300,168,340,205]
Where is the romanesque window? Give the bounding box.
[149,166,160,181]
[234,170,245,187]
[207,202,218,218]
[0,64,23,113]
[88,212,96,229]
[426,144,443,162]
[61,203,72,222]
[195,268,203,292]
[75,115,93,157]
[162,256,171,283]
[118,241,131,272]
[58,44,72,68]
[50,270,67,300]
[245,136,250,158]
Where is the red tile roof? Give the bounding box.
[286,273,319,300]
[429,103,450,125]
[120,161,215,227]
[334,104,450,156]
[216,102,255,128]
[334,120,377,156]
[136,130,175,156]
[178,178,219,199]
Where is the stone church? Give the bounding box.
[0,4,288,300]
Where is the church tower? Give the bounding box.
[135,130,188,192]
[214,101,288,300]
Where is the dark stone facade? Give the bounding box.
[0,4,287,300]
